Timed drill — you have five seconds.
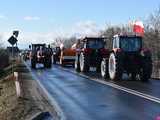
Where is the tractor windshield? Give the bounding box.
[120,37,142,52]
[87,39,104,49]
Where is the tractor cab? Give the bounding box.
[32,44,46,52]
[75,37,109,73]
[81,37,107,59]
[113,35,142,52]
[83,37,105,49]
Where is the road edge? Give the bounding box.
[24,62,66,120]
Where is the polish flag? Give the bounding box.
[133,21,144,36]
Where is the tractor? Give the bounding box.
[22,50,30,61]
[101,34,152,81]
[75,37,109,72]
[52,46,61,64]
[30,44,52,69]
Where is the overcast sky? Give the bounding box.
[0,0,159,49]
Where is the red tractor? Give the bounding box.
[101,34,152,82]
[75,37,109,72]
[30,44,53,69]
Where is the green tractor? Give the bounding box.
[30,44,52,69]
[101,34,152,82]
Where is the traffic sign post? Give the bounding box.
[7,31,19,77]
[8,36,18,46]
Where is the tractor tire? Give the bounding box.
[75,54,80,72]
[48,57,52,68]
[101,59,108,79]
[131,72,136,81]
[79,53,89,72]
[44,57,52,68]
[140,58,152,82]
[53,56,56,64]
[31,59,36,69]
[96,65,101,73]
[108,53,123,81]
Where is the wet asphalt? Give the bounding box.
[26,62,160,120]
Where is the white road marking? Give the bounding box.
[25,61,160,104]
[60,66,160,104]
[24,62,66,120]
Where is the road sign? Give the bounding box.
[13,31,19,38]
[8,36,18,45]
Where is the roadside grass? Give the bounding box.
[0,60,39,120]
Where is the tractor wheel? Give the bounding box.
[53,56,56,64]
[108,53,123,81]
[79,53,89,72]
[48,57,52,68]
[44,57,52,68]
[101,59,108,79]
[31,59,36,69]
[140,58,152,82]
[131,73,136,81]
[96,65,101,73]
[75,55,80,72]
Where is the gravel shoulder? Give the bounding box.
[0,62,58,120]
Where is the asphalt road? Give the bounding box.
[25,62,160,120]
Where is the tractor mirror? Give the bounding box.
[29,45,31,49]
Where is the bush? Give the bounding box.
[0,49,9,69]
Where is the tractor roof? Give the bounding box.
[113,34,142,38]
[32,44,46,47]
[81,37,106,42]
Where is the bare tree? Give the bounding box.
[51,36,77,48]
[144,6,160,60]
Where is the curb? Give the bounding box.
[24,61,66,120]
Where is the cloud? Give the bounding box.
[0,15,7,20]
[71,20,101,38]
[1,20,103,49]
[24,16,40,21]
